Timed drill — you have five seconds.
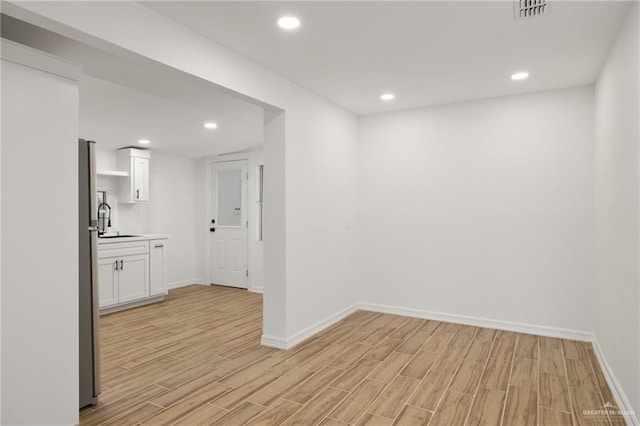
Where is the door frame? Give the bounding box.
[209,159,248,289]
[204,151,264,293]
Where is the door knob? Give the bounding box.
[210,227,215,232]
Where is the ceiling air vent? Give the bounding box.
[515,0,551,20]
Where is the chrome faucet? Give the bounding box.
[97,202,112,236]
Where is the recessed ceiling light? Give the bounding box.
[511,71,529,81]
[204,122,218,129]
[278,16,300,30]
[380,93,395,101]
[138,139,150,145]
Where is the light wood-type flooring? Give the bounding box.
[80,285,624,425]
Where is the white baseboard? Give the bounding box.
[250,286,264,294]
[260,334,289,350]
[100,295,164,315]
[590,335,639,426]
[167,279,200,290]
[358,302,593,342]
[261,303,359,350]
[260,301,591,350]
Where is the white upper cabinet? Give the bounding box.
[117,148,151,203]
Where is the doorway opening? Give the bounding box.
[205,152,265,292]
[0,10,285,423]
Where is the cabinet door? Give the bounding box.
[150,240,167,296]
[98,257,118,308]
[133,157,149,202]
[118,254,150,303]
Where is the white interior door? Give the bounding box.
[210,160,248,288]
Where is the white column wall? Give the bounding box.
[1,43,81,425]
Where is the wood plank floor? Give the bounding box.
[80,285,624,426]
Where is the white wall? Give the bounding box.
[149,153,198,287]
[195,158,207,282]
[1,42,81,425]
[594,2,640,416]
[358,86,595,333]
[263,112,287,339]
[96,148,198,288]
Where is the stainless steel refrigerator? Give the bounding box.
[79,139,101,408]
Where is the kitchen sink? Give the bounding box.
[98,235,140,239]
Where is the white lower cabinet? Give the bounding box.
[149,240,167,296]
[98,257,119,308]
[118,254,150,303]
[98,237,167,311]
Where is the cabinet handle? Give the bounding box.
[114,260,119,271]
[154,244,164,248]
[136,189,140,199]
[120,259,124,270]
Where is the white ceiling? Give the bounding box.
[1,14,264,158]
[79,76,263,158]
[144,1,632,115]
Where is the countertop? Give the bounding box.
[97,234,169,244]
